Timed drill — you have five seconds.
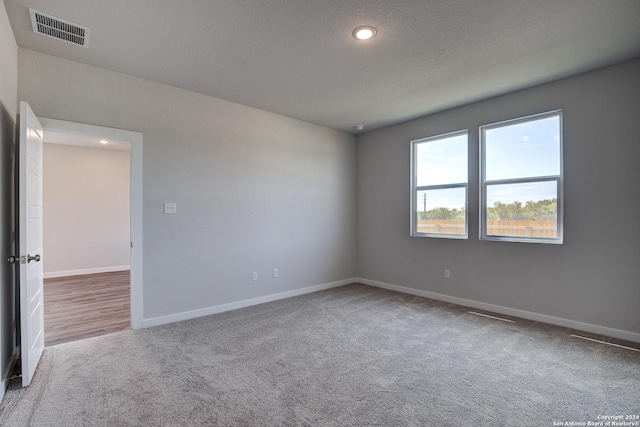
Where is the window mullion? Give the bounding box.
[485,176,560,186]
[416,183,466,192]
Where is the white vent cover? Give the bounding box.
[29,9,89,48]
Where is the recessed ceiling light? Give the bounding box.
[354,125,365,131]
[99,139,109,144]
[352,25,377,41]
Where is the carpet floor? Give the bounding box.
[0,284,638,426]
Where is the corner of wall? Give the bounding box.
[0,0,18,400]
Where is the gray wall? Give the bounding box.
[0,0,18,392]
[18,49,357,321]
[5,22,638,371]
[357,58,640,336]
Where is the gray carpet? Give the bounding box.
[0,284,638,426]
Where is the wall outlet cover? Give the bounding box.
[163,202,177,214]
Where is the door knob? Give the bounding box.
[27,254,41,263]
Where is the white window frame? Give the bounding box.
[480,110,564,244]
[410,130,468,239]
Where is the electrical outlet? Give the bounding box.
[163,202,177,214]
[444,269,451,279]
[252,271,258,281]
[273,268,279,278]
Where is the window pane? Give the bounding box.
[486,181,558,238]
[416,133,467,186]
[485,115,560,181]
[416,188,466,235]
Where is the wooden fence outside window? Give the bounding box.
[416,220,557,238]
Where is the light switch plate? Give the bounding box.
[163,202,177,214]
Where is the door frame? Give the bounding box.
[38,118,143,329]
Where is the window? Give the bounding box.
[411,130,468,238]
[480,111,563,244]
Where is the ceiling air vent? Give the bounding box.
[29,9,89,48]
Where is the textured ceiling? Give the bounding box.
[5,0,640,133]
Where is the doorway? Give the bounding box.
[38,118,142,337]
[42,137,130,345]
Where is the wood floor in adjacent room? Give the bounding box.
[44,271,131,346]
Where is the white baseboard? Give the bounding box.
[357,277,640,344]
[44,265,130,279]
[142,278,356,329]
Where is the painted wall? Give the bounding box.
[12,29,637,350]
[43,143,130,277]
[18,49,357,321]
[357,58,640,338]
[0,0,18,398]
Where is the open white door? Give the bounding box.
[18,101,45,387]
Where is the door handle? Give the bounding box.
[27,254,41,263]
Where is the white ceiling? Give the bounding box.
[5,0,640,134]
